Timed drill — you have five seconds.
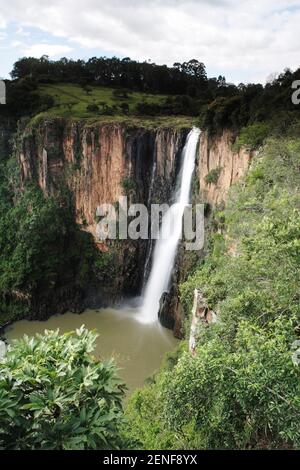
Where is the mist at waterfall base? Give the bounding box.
[139,127,201,325]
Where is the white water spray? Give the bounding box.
[139,127,200,324]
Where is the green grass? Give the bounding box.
[35,83,195,129]
[39,83,168,118]
[30,112,194,130]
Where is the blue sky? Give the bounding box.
[0,22,113,78]
[1,0,300,84]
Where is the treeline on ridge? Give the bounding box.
[1,55,300,141]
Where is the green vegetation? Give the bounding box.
[0,326,125,449]
[0,56,243,121]
[198,69,300,141]
[204,167,222,185]
[3,56,300,138]
[37,83,169,119]
[0,151,107,326]
[233,122,270,151]
[121,177,137,195]
[124,137,300,449]
[1,56,300,450]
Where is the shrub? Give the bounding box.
[86,103,99,113]
[121,177,136,194]
[233,122,270,151]
[161,318,300,450]
[204,167,222,185]
[0,326,126,450]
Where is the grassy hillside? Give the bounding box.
[27,83,194,129]
[38,83,169,118]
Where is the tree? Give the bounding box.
[86,103,99,113]
[0,326,126,449]
[120,103,130,115]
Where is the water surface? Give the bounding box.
[6,307,179,395]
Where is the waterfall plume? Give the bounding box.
[139,127,200,324]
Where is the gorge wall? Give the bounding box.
[19,119,188,235]
[161,129,252,337]
[17,120,251,335]
[198,129,251,206]
[18,118,189,311]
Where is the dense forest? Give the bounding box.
[0,56,300,450]
[2,55,300,127]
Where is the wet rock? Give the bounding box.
[158,291,175,330]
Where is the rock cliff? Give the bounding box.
[18,118,189,307]
[198,130,251,206]
[19,119,188,235]
[17,120,251,335]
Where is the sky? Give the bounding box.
[0,0,300,84]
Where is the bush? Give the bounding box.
[0,326,126,449]
[233,122,270,151]
[121,178,136,194]
[86,103,99,113]
[205,167,222,185]
[161,318,300,450]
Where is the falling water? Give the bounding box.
[139,127,200,324]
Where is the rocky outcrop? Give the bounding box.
[198,130,251,206]
[158,289,184,339]
[189,289,218,354]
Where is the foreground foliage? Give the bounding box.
[0,326,125,449]
[124,138,300,449]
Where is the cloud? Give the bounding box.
[23,43,73,58]
[0,0,299,82]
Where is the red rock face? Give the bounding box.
[17,121,251,334]
[198,130,251,206]
[18,120,188,239]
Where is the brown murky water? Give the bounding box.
[5,307,179,395]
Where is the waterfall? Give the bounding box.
[139,127,200,324]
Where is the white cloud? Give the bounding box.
[16,27,31,37]
[23,43,73,58]
[11,40,22,48]
[0,0,299,82]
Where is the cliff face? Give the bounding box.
[198,130,251,206]
[17,121,251,336]
[18,119,189,308]
[19,120,187,236]
[166,130,252,337]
